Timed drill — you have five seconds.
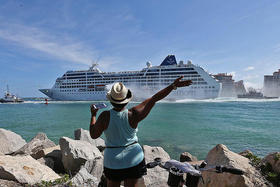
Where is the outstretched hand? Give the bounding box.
[173,76,192,88]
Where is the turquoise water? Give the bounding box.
[0,99,279,160]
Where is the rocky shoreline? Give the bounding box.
[0,128,279,187]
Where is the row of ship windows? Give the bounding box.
[57,77,203,84]
[56,81,208,89]
[63,72,199,79]
[57,75,201,81]
[59,90,219,95]
[63,68,196,77]
[57,77,200,82]
[85,77,200,81]
[58,85,216,92]
[147,68,194,72]
[57,78,205,85]
[59,90,105,93]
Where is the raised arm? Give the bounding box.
[129,76,192,128]
[89,105,110,139]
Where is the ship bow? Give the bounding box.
[39,89,52,98]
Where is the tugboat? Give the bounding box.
[0,85,24,103]
[237,88,278,99]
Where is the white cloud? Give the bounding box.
[243,66,255,71]
[0,23,98,66]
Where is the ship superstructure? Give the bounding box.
[39,55,221,100]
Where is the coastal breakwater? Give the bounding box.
[0,128,279,187]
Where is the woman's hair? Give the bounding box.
[110,102,128,109]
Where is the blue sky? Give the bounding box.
[0,0,280,97]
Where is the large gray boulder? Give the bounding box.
[83,157,104,180]
[12,133,56,159]
[74,128,105,151]
[0,128,26,155]
[71,157,103,187]
[59,137,102,174]
[198,144,269,187]
[71,167,99,187]
[262,152,280,173]
[142,145,170,187]
[0,155,60,185]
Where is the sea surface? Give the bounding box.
[0,98,279,160]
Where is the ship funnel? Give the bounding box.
[146,61,152,68]
[187,60,192,65]
[160,55,177,66]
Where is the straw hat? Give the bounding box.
[106,82,132,104]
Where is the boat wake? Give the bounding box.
[16,100,107,104]
[2,97,279,105]
[175,97,280,103]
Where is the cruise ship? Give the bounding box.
[39,55,221,100]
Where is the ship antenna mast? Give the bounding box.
[89,61,98,70]
[89,60,103,76]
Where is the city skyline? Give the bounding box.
[1,0,280,97]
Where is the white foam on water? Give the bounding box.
[3,96,279,105]
[18,100,107,104]
[175,97,280,103]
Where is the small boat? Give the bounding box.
[0,85,24,103]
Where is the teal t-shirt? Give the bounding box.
[103,108,144,169]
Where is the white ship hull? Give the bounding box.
[40,86,219,101]
[40,55,221,101]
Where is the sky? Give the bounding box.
[0,0,280,97]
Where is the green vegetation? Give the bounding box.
[27,174,72,187]
[245,152,261,167]
[274,153,280,161]
[27,173,98,187]
[244,153,280,186]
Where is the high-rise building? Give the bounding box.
[264,69,280,97]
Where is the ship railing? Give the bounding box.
[105,70,142,75]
